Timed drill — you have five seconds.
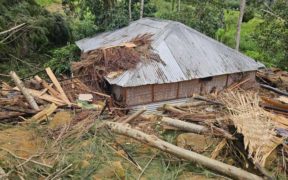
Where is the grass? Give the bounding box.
[0,116,224,179]
[35,0,61,6]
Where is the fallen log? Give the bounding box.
[161,117,235,140]
[162,104,186,114]
[0,111,25,120]
[261,96,288,110]
[162,117,208,134]
[122,108,146,124]
[10,71,40,111]
[260,84,288,97]
[0,106,37,114]
[105,122,262,180]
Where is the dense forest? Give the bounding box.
[0,0,287,77]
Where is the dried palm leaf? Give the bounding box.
[221,91,283,167]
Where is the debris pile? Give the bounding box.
[0,64,288,179]
[71,33,163,91]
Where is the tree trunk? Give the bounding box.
[140,0,144,19]
[235,0,246,51]
[129,0,132,21]
[105,122,262,180]
[171,0,175,11]
[177,0,181,12]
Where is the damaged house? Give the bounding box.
[74,18,264,106]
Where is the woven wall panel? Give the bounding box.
[178,79,201,98]
[153,83,178,102]
[201,75,227,94]
[126,85,152,106]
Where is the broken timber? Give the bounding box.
[10,71,40,111]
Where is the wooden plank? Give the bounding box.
[45,67,71,105]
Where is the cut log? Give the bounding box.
[105,122,262,180]
[162,117,208,134]
[121,108,146,124]
[45,67,71,105]
[10,71,39,111]
[162,117,235,140]
[162,104,186,114]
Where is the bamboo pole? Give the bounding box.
[105,122,262,180]
[10,71,39,111]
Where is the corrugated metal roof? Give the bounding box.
[76,18,264,87]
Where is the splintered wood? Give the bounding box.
[221,91,283,167]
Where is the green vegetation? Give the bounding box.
[0,0,287,74]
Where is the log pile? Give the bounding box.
[0,67,118,122]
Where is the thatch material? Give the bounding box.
[71,34,163,91]
[221,91,283,167]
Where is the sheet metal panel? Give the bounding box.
[76,18,264,87]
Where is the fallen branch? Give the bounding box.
[105,122,262,180]
[193,96,224,106]
[1,147,52,168]
[260,84,288,97]
[0,111,25,120]
[0,23,26,36]
[10,71,39,111]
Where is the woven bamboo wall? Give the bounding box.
[178,79,201,98]
[201,75,227,94]
[227,71,256,89]
[113,71,257,106]
[126,85,153,106]
[153,83,178,102]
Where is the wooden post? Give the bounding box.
[105,122,262,180]
[10,71,39,111]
